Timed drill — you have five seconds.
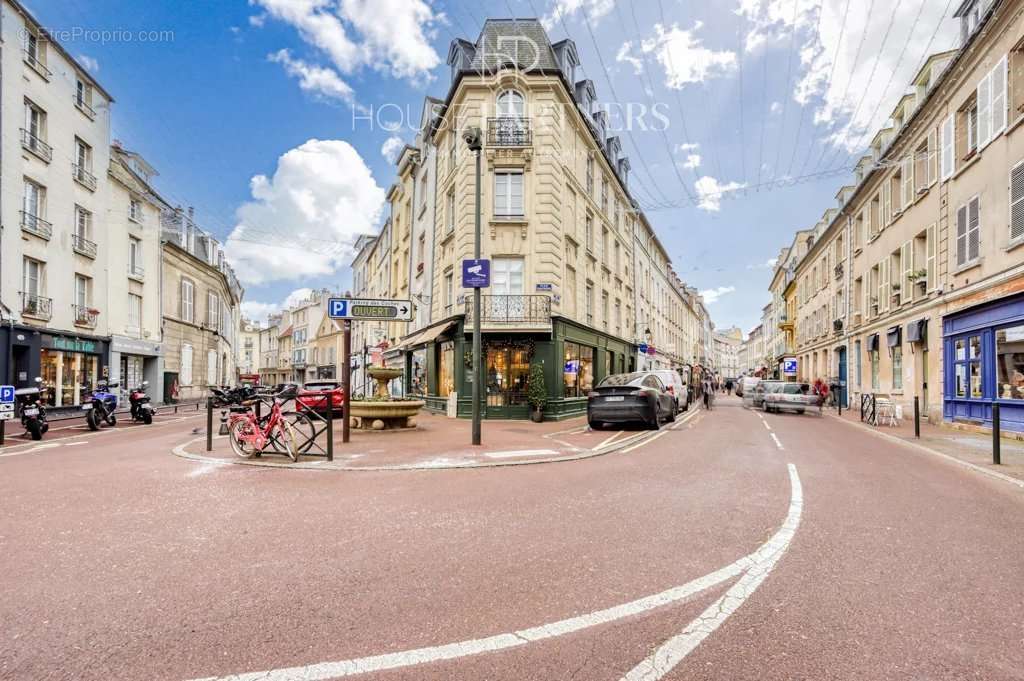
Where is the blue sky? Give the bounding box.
[36,0,959,334]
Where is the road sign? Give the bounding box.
[0,402,13,420]
[328,298,413,322]
[0,385,14,404]
[783,357,798,375]
[462,259,490,288]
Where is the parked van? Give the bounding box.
[737,376,760,398]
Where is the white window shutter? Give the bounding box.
[181,344,193,386]
[901,242,912,302]
[968,196,981,261]
[880,259,890,312]
[882,181,892,226]
[1011,161,1024,242]
[941,114,955,180]
[926,223,937,291]
[510,173,523,215]
[956,205,968,266]
[495,173,508,215]
[207,349,218,386]
[978,72,992,148]
[992,56,1008,138]
[927,129,938,185]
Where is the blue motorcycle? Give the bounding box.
[83,381,119,431]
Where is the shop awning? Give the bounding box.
[906,318,928,344]
[886,326,902,348]
[398,322,455,351]
[867,333,880,352]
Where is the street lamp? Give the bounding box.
[464,126,483,445]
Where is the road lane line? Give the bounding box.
[187,464,804,681]
[596,430,625,449]
[762,421,771,431]
[483,449,561,460]
[770,433,784,450]
[620,463,803,681]
[620,430,667,453]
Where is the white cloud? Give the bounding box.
[249,13,267,27]
[616,41,644,74]
[253,0,441,82]
[632,21,737,90]
[743,0,960,154]
[677,143,700,152]
[770,101,782,114]
[381,135,405,163]
[694,175,747,212]
[78,55,99,72]
[700,286,737,304]
[268,49,355,106]
[542,0,615,30]
[242,288,315,322]
[225,139,386,286]
[748,257,779,270]
[681,154,701,170]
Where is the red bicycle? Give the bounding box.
[227,390,299,462]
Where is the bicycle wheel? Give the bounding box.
[228,420,259,459]
[276,421,299,462]
[283,411,317,453]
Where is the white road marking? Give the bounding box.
[483,449,560,460]
[187,462,228,477]
[770,433,784,450]
[620,430,667,452]
[620,463,803,681]
[596,430,625,449]
[187,464,802,681]
[762,421,772,431]
[64,441,87,447]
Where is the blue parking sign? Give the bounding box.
[329,299,348,318]
[0,385,14,403]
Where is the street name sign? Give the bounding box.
[328,298,413,322]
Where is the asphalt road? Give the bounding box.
[1,396,1022,680]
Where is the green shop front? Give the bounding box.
[401,303,634,420]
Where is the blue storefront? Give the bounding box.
[943,291,1024,431]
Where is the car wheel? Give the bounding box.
[796,409,805,415]
[681,400,689,412]
[666,404,676,423]
[589,420,603,431]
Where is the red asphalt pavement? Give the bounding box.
[0,396,1022,680]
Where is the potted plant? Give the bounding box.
[908,269,928,292]
[527,363,547,423]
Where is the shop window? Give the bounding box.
[871,350,879,390]
[563,342,594,397]
[953,336,983,398]
[996,325,1024,400]
[438,341,455,396]
[410,348,427,396]
[892,346,903,390]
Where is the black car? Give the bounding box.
[587,372,677,430]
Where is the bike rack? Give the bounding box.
[206,389,337,462]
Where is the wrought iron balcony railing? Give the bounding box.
[22,294,52,320]
[21,128,52,162]
[72,233,98,259]
[73,163,97,191]
[23,49,51,78]
[465,294,552,326]
[486,117,532,147]
[74,95,96,119]
[128,264,145,280]
[20,211,52,240]
[74,305,99,328]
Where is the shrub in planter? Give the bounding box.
[527,363,547,422]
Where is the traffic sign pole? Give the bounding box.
[472,146,482,446]
[342,320,351,444]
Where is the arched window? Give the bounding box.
[496,89,525,118]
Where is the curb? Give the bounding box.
[170,408,702,472]
[828,413,1024,490]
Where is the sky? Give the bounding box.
[36,0,960,336]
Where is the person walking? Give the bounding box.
[703,377,713,410]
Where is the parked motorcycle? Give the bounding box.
[83,381,119,430]
[128,381,156,424]
[16,377,49,441]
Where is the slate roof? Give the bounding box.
[467,18,560,73]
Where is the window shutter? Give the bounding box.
[926,223,937,292]
[902,156,914,208]
[207,349,218,387]
[1011,161,1024,242]
[880,259,890,312]
[992,56,1007,138]
[956,205,968,266]
[882,182,892,226]
[968,196,980,261]
[927,129,938,185]
[181,344,193,386]
[510,173,523,215]
[495,173,508,215]
[978,72,992,148]
[941,114,955,180]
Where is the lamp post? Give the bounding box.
[464,126,483,445]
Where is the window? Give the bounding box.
[444,272,454,315]
[180,344,194,386]
[940,114,955,180]
[601,227,609,264]
[563,342,594,397]
[448,130,456,171]
[977,55,1008,150]
[207,349,218,387]
[23,179,44,221]
[586,154,594,196]
[129,237,142,274]
[75,138,92,172]
[855,340,862,387]
[23,258,43,298]
[614,240,621,272]
[128,294,142,330]
[446,188,456,233]
[75,206,91,240]
[892,345,903,390]
[76,79,91,108]
[494,171,524,217]
[24,100,45,144]
[996,324,1024,400]
[601,177,609,214]
[585,213,594,252]
[496,89,525,117]
[585,283,594,325]
[129,199,142,222]
[871,349,879,390]
[418,172,428,209]
[955,196,980,267]
[953,335,983,398]
[615,299,622,334]
[75,274,90,308]
[207,292,220,327]
[601,291,609,330]
[181,279,194,322]
[491,258,524,295]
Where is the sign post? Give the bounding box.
[342,320,351,444]
[0,385,15,446]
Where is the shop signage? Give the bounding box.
[111,337,161,355]
[564,360,579,374]
[462,259,490,288]
[43,335,99,354]
[328,298,413,321]
[783,357,798,375]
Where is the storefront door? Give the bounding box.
[484,345,530,418]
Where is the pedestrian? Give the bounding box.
[703,378,713,410]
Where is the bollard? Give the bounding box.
[0,420,5,446]
[993,402,1001,465]
[205,398,213,452]
[326,396,334,462]
[914,396,921,439]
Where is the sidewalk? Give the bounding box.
[831,406,1024,483]
[173,410,682,470]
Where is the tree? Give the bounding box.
[527,363,547,412]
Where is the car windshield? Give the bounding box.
[598,372,646,387]
[782,383,804,394]
[766,383,785,393]
[653,372,678,384]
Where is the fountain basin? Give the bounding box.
[349,400,426,430]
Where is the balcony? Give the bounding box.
[74,95,96,120]
[22,294,52,321]
[23,49,51,79]
[128,264,145,281]
[20,129,52,163]
[20,211,52,240]
[465,294,552,330]
[72,233,98,259]
[73,305,99,329]
[73,163,97,191]
[487,117,532,147]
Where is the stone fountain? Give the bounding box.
[349,366,425,430]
